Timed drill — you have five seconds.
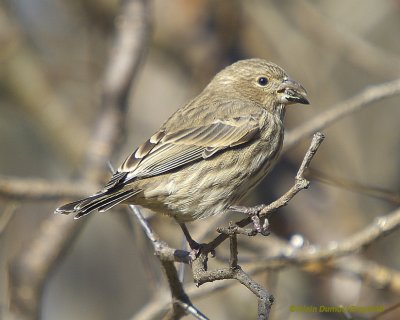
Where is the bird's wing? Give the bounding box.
[106,114,261,188]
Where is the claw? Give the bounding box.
[188,242,216,261]
[230,205,269,236]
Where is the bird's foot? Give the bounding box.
[188,241,216,261]
[230,205,269,236]
[179,223,215,260]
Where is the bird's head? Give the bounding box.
[209,58,309,115]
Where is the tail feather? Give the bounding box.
[98,190,137,212]
[55,189,140,219]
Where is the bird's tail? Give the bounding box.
[55,189,140,219]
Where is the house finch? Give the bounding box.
[56,59,309,227]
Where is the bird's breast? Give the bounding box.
[231,114,284,200]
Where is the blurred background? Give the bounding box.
[1,0,400,319]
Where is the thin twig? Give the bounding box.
[126,204,204,319]
[331,257,400,294]
[283,0,400,78]
[249,206,400,271]
[175,300,209,320]
[0,176,95,201]
[284,78,400,151]
[0,203,17,236]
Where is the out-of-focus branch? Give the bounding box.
[248,206,400,271]
[0,4,88,164]
[0,203,17,236]
[284,78,400,151]
[85,0,151,181]
[8,1,151,319]
[0,176,95,201]
[8,212,87,319]
[284,0,400,78]
[331,257,400,294]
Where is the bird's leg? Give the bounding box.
[230,205,270,236]
[179,223,215,260]
[179,223,200,251]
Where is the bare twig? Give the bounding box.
[126,204,204,319]
[307,168,400,204]
[283,0,400,78]
[174,300,209,320]
[371,301,400,320]
[331,257,400,294]
[284,78,400,151]
[9,213,86,318]
[0,176,95,201]
[0,4,88,164]
[249,206,400,271]
[85,0,151,180]
[0,203,17,236]
[191,257,273,320]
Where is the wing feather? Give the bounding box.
[115,114,261,185]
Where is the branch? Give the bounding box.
[0,176,95,201]
[283,0,400,78]
[0,203,17,236]
[127,204,206,319]
[84,0,151,179]
[330,257,400,294]
[249,206,400,271]
[0,4,88,164]
[284,78,400,151]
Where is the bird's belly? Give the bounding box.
[230,136,283,203]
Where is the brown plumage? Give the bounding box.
[55,59,309,222]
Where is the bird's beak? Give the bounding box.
[277,78,309,105]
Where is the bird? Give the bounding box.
[55,58,309,246]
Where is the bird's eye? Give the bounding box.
[257,77,268,86]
